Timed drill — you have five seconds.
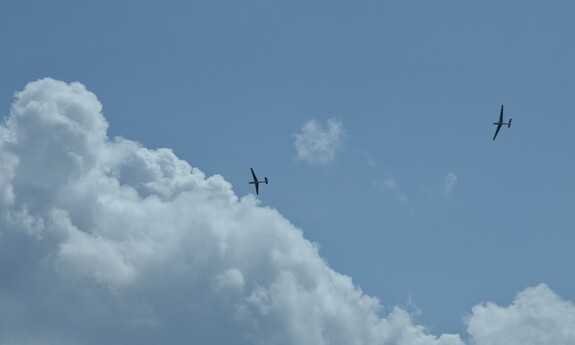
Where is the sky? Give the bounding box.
[1,1,575,344]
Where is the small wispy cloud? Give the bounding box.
[294,118,344,165]
[441,172,458,196]
[365,154,408,203]
[382,176,408,203]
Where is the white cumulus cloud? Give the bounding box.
[294,118,344,165]
[0,79,573,345]
[0,78,459,344]
[467,284,575,345]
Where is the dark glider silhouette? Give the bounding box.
[249,168,268,195]
[492,105,512,140]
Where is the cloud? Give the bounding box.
[0,78,458,344]
[442,172,458,196]
[0,79,573,344]
[467,284,575,345]
[371,171,408,203]
[382,177,408,203]
[294,118,344,165]
[363,154,407,203]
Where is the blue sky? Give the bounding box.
[1,1,575,342]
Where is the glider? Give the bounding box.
[492,105,512,140]
[249,168,268,195]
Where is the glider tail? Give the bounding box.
[508,118,512,128]
[265,177,268,184]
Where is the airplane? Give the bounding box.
[249,168,268,195]
[492,104,512,140]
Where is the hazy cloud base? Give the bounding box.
[0,79,573,344]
